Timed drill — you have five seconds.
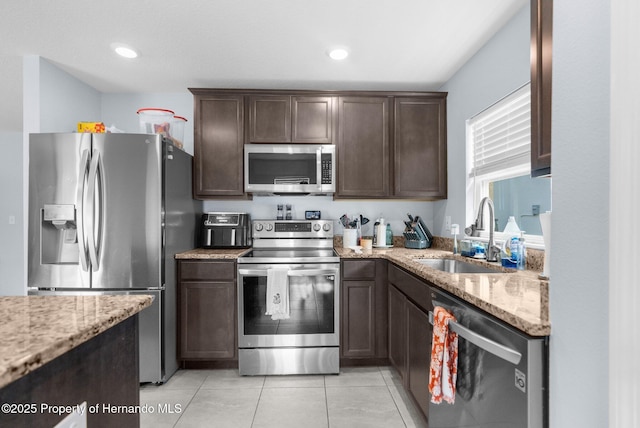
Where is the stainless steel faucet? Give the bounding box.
[466,197,501,262]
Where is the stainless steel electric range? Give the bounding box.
[237,219,340,375]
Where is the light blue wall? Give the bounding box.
[0,132,24,295]
[550,0,610,426]
[38,59,101,132]
[435,5,531,235]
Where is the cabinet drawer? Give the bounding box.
[387,264,431,312]
[342,259,377,279]
[179,261,236,281]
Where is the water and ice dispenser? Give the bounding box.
[40,204,78,264]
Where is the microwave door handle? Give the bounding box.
[316,147,323,191]
[428,311,522,365]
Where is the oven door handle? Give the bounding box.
[287,268,338,277]
[238,268,338,277]
[429,311,522,365]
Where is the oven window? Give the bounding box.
[242,275,335,335]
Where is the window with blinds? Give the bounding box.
[469,84,531,178]
[465,82,550,246]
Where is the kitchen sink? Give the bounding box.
[414,258,505,274]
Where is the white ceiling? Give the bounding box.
[0,0,527,132]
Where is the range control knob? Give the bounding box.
[254,223,263,232]
[323,223,331,232]
[265,223,274,231]
[313,223,321,232]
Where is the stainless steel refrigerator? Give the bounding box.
[28,132,200,384]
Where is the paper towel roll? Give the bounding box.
[539,211,551,279]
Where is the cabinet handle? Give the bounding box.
[428,311,522,365]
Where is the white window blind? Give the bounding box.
[469,84,531,177]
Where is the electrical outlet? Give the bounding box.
[8,215,15,225]
[445,216,451,231]
[532,205,540,216]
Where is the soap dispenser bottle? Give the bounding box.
[517,231,526,270]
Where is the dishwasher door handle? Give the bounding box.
[429,311,522,365]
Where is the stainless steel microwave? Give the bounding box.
[244,144,336,195]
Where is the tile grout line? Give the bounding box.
[170,371,208,428]
[249,375,266,428]
[323,374,331,428]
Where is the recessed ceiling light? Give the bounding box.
[111,43,138,59]
[328,48,349,61]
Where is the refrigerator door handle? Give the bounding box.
[76,149,90,271]
[86,149,103,271]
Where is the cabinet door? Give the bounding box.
[179,281,236,360]
[341,280,376,358]
[193,94,246,198]
[336,96,390,198]
[388,284,407,380]
[249,95,291,142]
[531,0,553,177]
[292,96,334,144]
[393,97,447,199]
[406,300,432,420]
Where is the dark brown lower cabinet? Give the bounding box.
[387,264,433,423]
[406,299,432,419]
[388,284,407,379]
[340,259,388,364]
[342,280,375,357]
[178,260,237,365]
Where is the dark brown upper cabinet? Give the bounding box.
[191,91,248,199]
[191,89,446,200]
[249,95,334,144]
[249,95,291,142]
[336,93,447,200]
[393,97,447,199]
[337,96,390,198]
[292,96,334,144]
[531,0,553,177]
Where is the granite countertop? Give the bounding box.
[337,246,550,336]
[175,246,550,337]
[175,248,251,259]
[0,295,153,389]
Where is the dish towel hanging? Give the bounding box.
[429,306,459,404]
[265,267,290,320]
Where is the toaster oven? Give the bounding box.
[200,212,251,248]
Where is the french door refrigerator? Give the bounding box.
[28,133,200,383]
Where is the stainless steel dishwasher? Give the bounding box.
[429,287,548,428]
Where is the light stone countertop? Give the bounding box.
[336,246,550,337]
[0,295,153,389]
[175,246,550,337]
[175,248,251,259]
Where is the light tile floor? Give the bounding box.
[140,366,427,428]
